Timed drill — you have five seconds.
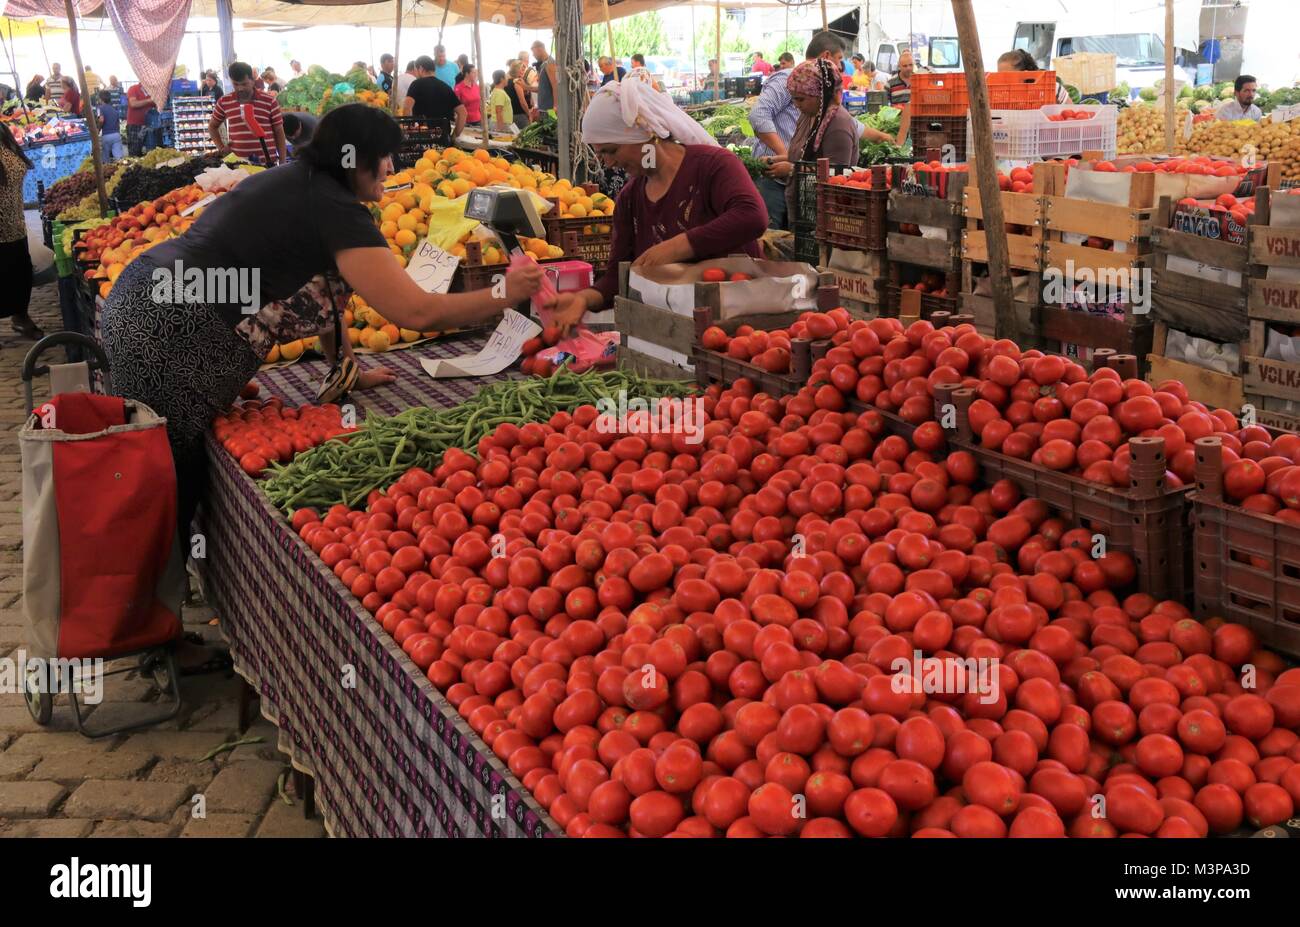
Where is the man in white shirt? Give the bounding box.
[1217,75,1263,121]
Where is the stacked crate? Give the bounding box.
[614,263,838,381]
[544,182,614,267]
[1242,187,1300,430]
[791,161,823,268]
[960,161,1051,337]
[814,160,889,318]
[1148,194,1252,410]
[1038,163,1156,368]
[936,375,1191,601]
[1192,436,1300,657]
[885,169,967,320]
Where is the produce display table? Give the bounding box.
[23,136,92,207]
[198,336,559,838]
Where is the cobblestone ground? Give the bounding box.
[0,232,324,837]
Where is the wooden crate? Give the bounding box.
[1037,164,1154,361]
[886,175,965,318]
[1146,322,1244,411]
[887,174,967,272]
[961,292,1033,338]
[821,249,886,317]
[961,162,1053,273]
[616,263,839,376]
[1150,196,1251,344]
[1242,188,1300,423]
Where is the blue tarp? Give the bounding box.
[21,137,92,207]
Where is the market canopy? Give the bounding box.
[1,0,693,31]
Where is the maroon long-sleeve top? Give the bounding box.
[593,144,769,305]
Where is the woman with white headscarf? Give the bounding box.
[543,76,768,327]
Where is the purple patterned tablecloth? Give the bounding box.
[198,333,560,838]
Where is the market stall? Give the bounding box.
[13,0,1300,848]
[200,341,558,838]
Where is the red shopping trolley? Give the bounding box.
[19,332,185,737]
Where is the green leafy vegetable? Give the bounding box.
[727,144,765,180]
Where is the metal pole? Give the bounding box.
[1164,0,1175,152]
[951,0,1016,340]
[713,0,720,102]
[475,0,489,148]
[392,0,403,115]
[603,0,618,81]
[63,0,108,218]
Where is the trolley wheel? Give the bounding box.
[23,669,52,725]
[139,649,173,691]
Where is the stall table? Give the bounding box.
[197,336,560,838]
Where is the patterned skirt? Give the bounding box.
[100,256,262,471]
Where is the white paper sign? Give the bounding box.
[1165,253,1242,288]
[180,193,217,217]
[406,239,462,295]
[420,309,541,378]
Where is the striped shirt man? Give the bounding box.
[212,88,283,163]
[748,67,798,159]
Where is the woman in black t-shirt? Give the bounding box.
[505,60,531,129]
[100,104,545,588]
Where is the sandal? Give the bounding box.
[12,317,45,340]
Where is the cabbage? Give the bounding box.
[344,67,376,92]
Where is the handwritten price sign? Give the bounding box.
[405,239,461,294]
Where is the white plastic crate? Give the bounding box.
[969,104,1118,161]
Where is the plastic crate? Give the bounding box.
[395,115,449,167]
[940,380,1191,600]
[816,161,890,251]
[975,104,1118,161]
[793,219,821,266]
[910,114,969,163]
[1191,436,1300,657]
[792,161,820,227]
[987,71,1058,109]
[910,72,969,116]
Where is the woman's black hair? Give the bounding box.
[297,103,401,190]
[0,121,33,187]
[455,71,466,85]
[998,49,1039,72]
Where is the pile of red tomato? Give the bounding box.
[1096,157,1246,177]
[214,394,354,477]
[1217,429,1300,523]
[1044,109,1097,123]
[290,317,1299,837]
[699,309,850,375]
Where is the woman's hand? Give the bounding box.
[632,235,692,269]
[545,291,590,334]
[356,367,397,390]
[505,261,545,303]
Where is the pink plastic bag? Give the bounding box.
[537,328,619,373]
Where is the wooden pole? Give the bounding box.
[821,0,828,32]
[603,0,619,82]
[391,0,403,115]
[475,0,489,149]
[713,0,721,102]
[1164,0,1175,152]
[951,0,1016,340]
[63,0,107,218]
